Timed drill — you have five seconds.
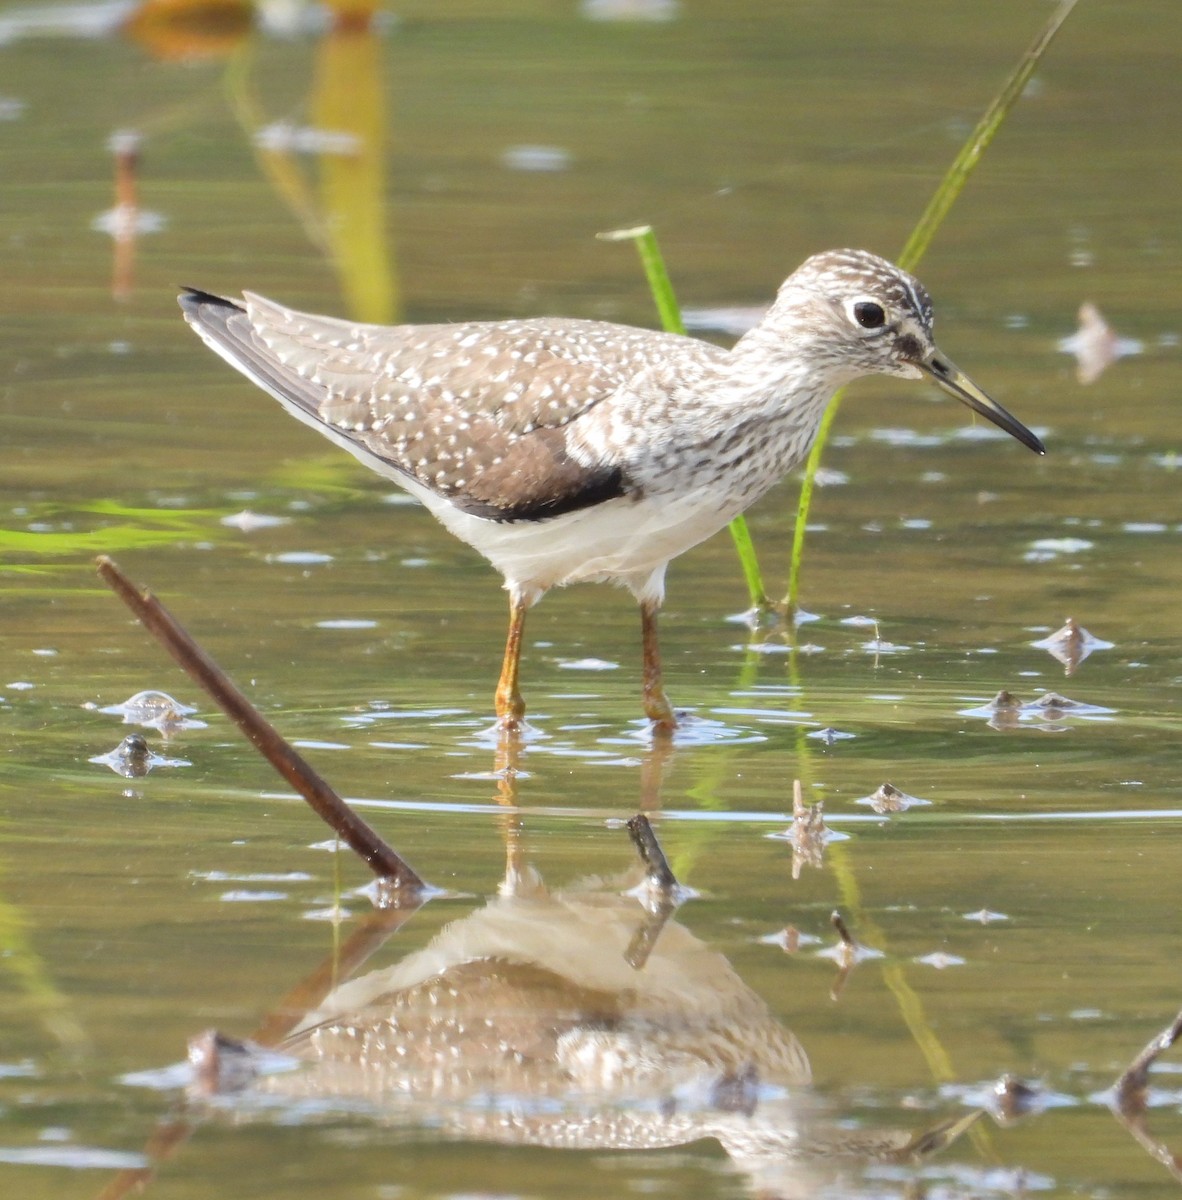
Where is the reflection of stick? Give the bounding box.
[899,1108,986,1160]
[622,814,678,969]
[626,814,678,892]
[1110,1008,1182,1182]
[253,904,423,1047]
[829,910,857,1001]
[95,1118,189,1200]
[1115,1008,1182,1106]
[831,910,855,949]
[95,555,424,892]
[624,903,675,971]
[95,882,427,1200]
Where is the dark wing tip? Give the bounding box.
[177,287,245,316]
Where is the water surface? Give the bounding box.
[2,2,1182,1198]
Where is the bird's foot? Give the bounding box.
[473,714,545,750]
[644,691,679,737]
[494,683,527,727]
[496,712,528,736]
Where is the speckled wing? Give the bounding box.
[180,289,685,522]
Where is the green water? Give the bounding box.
[3,2,1182,1198]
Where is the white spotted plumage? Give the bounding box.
[181,249,1040,724]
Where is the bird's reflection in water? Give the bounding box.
[194,736,978,1197]
[263,872,811,1139]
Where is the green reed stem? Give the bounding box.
[783,0,1080,612]
[600,225,768,608]
[897,0,1080,276]
[726,512,769,610]
[600,224,686,336]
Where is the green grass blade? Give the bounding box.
[0,863,87,1052]
[600,225,768,609]
[599,224,686,336]
[898,0,1081,274]
[785,399,841,612]
[726,512,769,609]
[784,0,1080,611]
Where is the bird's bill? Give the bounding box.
[919,348,1045,455]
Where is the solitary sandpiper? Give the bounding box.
[180,249,1043,730]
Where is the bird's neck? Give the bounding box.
[722,324,855,423]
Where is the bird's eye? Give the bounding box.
[852,301,886,329]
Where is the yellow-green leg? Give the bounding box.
[641,599,676,732]
[495,595,528,727]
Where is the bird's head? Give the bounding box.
[758,248,1044,454]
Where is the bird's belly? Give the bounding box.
[421,487,744,598]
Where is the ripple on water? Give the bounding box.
[0,1146,149,1170]
[268,551,333,565]
[807,727,855,745]
[959,689,1114,727]
[963,909,1010,924]
[303,906,353,922]
[1020,692,1115,718]
[725,606,822,630]
[816,941,884,965]
[914,952,966,969]
[868,427,945,448]
[220,510,290,532]
[192,871,314,883]
[758,928,823,952]
[594,714,768,748]
[96,690,206,733]
[342,706,469,728]
[89,733,190,777]
[711,706,812,724]
[859,637,911,654]
[855,782,932,814]
[1031,617,1114,672]
[501,143,573,172]
[865,1164,1057,1194]
[1023,537,1093,563]
[939,1078,1077,1120]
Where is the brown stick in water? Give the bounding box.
[95,555,425,894]
[625,813,678,892]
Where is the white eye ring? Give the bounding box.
[847,299,887,331]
